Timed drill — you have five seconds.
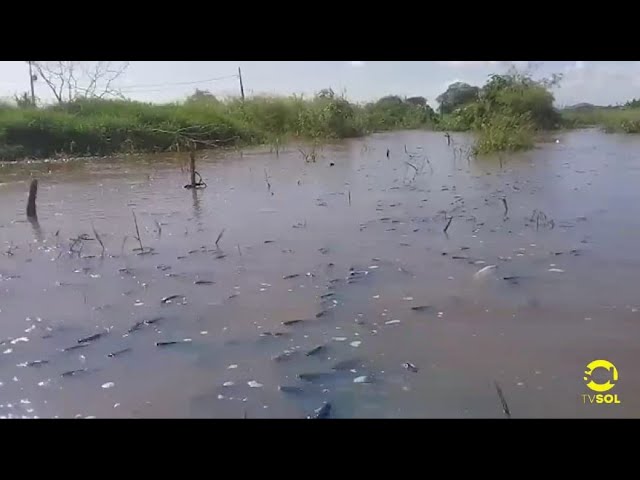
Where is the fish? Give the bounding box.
[273,351,296,362]
[403,362,419,373]
[107,348,132,358]
[411,305,434,313]
[474,265,497,279]
[260,331,289,338]
[308,402,332,419]
[62,344,89,352]
[25,360,49,367]
[332,358,362,371]
[194,280,215,285]
[279,386,304,394]
[282,319,305,326]
[306,345,325,356]
[315,310,330,318]
[155,341,180,347]
[77,332,105,344]
[161,294,184,304]
[283,274,300,280]
[298,372,334,383]
[61,368,89,377]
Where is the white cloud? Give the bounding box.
[349,61,365,67]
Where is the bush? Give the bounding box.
[0,92,436,160]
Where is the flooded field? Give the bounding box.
[1,128,639,418]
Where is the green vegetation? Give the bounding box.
[0,89,437,161]
[560,103,640,133]
[435,71,562,154]
[4,66,640,162]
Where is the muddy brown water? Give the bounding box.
[1,129,639,418]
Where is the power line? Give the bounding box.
[119,74,238,92]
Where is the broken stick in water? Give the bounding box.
[92,222,106,256]
[215,229,225,248]
[444,216,453,234]
[27,179,38,219]
[132,211,143,251]
[183,148,207,189]
[494,381,511,418]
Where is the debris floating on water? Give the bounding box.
[308,402,331,419]
[350,341,362,348]
[385,319,401,325]
[354,376,372,384]
[101,382,115,389]
[247,381,263,388]
[548,268,565,273]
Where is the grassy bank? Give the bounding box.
[0,93,437,161]
[5,70,618,161]
[561,106,640,133]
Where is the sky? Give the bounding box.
[1,61,640,108]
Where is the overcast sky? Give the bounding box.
[1,61,639,107]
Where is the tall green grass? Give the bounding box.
[561,106,640,133]
[0,94,437,161]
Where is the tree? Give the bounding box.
[436,82,480,114]
[405,96,427,107]
[14,92,35,108]
[316,88,335,100]
[186,89,218,104]
[376,95,404,106]
[32,61,129,104]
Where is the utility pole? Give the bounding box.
[27,61,36,106]
[238,67,245,101]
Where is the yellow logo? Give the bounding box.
[582,359,621,405]
[584,359,618,392]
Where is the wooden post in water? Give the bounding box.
[189,149,197,188]
[27,178,38,219]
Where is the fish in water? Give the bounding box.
[62,344,89,352]
[260,331,289,338]
[332,358,362,371]
[403,362,419,373]
[411,305,434,313]
[273,351,296,362]
[306,345,325,356]
[474,265,497,279]
[155,341,181,347]
[279,386,304,394]
[283,273,300,280]
[61,368,89,377]
[161,294,184,304]
[282,319,305,326]
[194,280,215,285]
[107,348,131,358]
[77,332,105,344]
[298,372,334,383]
[25,360,49,367]
[308,402,331,419]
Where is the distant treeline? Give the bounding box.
[2,73,639,161]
